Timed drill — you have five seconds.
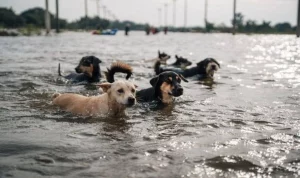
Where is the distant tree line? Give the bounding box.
[202,13,296,34]
[0,7,149,31]
[0,7,67,28]
[0,7,296,34]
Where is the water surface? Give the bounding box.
[1,32,300,177]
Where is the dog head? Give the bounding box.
[174,55,192,68]
[196,58,220,78]
[158,50,171,64]
[98,81,137,107]
[75,56,102,77]
[150,71,188,103]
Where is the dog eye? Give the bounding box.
[131,89,135,93]
[117,89,124,93]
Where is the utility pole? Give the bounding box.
[45,0,51,35]
[55,0,59,33]
[164,3,168,27]
[103,6,106,19]
[84,0,88,30]
[204,0,207,30]
[173,0,176,27]
[184,0,187,28]
[232,0,236,35]
[85,0,88,18]
[112,14,117,21]
[158,8,162,27]
[106,10,109,20]
[96,0,100,18]
[297,0,300,37]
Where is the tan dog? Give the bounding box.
[52,81,137,117]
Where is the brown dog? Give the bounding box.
[52,81,137,117]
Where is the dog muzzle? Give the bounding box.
[169,84,183,97]
[75,67,81,73]
[126,97,136,107]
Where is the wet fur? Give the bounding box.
[58,56,102,84]
[105,62,133,83]
[155,58,220,79]
[170,55,192,68]
[136,71,188,104]
[52,81,136,117]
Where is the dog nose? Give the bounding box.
[75,67,80,73]
[127,97,136,106]
[177,87,183,94]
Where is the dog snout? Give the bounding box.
[127,97,136,106]
[172,86,183,97]
[75,67,81,73]
[177,87,183,94]
[211,65,217,70]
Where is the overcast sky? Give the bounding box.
[0,0,297,27]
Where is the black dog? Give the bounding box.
[155,58,220,79]
[58,56,102,84]
[170,55,192,68]
[158,50,171,64]
[136,71,188,104]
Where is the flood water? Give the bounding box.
[1,31,300,177]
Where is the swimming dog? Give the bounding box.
[157,50,171,64]
[58,56,102,84]
[170,55,192,68]
[52,81,137,117]
[136,71,188,104]
[155,58,220,79]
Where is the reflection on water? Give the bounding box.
[0,32,300,177]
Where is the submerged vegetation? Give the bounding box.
[0,7,296,35]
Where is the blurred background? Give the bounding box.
[0,0,299,35]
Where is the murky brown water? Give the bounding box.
[1,31,300,177]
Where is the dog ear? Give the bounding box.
[175,55,179,59]
[134,84,138,88]
[150,76,159,87]
[178,74,188,82]
[80,56,86,62]
[93,56,102,64]
[158,50,160,55]
[96,83,111,92]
